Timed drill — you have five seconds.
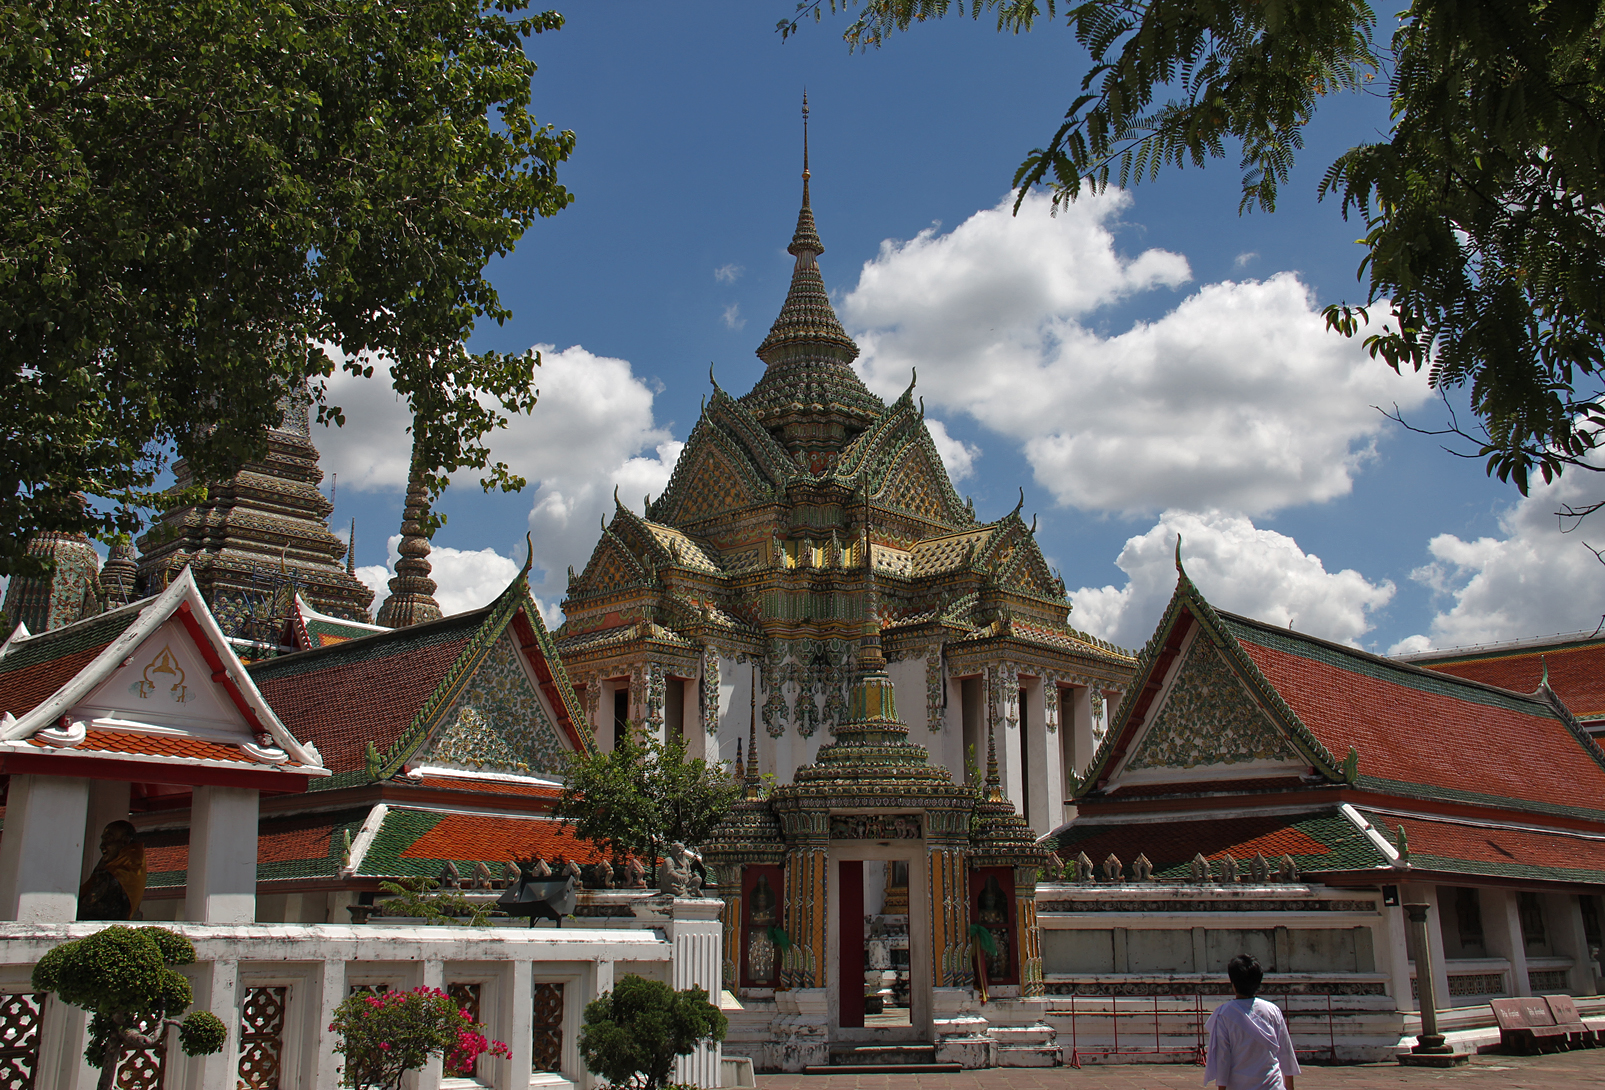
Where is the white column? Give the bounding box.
[1021,679,1050,835]
[1402,884,1453,1008]
[1042,691,1066,833]
[80,779,132,883]
[1070,687,1095,788]
[1552,894,1594,996]
[995,671,1025,812]
[185,786,260,923]
[666,898,724,1088]
[0,774,89,922]
[1482,887,1532,997]
[493,961,533,1090]
[1381,902,1416,1012]
[182,957,239,1090]
[311,959,347,1090]
[416,959,446,1090]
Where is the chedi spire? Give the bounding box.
[376,446,443,628]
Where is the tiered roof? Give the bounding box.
[1052,554,1605,891]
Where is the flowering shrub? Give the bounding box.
[330,986,509,1089]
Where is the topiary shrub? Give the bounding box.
[31,926,227,1090]
[578,974,728,1090]
[330,986,509,1089]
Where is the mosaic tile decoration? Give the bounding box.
[1125,639,1300,771]
[420,632,570,776]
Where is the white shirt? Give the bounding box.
[1204,997,1301,1090]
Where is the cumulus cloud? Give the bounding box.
[358,535,523,619]
[843,189,1433,516]
[925,418,979,482]
[1390,466,1605,654]
[722,304,745,330]
[317,343,683,617]
[1068,510,1396,649]
[714,263,743,284]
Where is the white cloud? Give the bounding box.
[1234,251,1259,268]
[1069,510,1396,649]
[316,343,684,618]
[714,263,743,284]
[359,535,522,619]
[924,418,979,481]
[843,189,1433,516]
[722,304,745,330]
[1390,466,1605,654]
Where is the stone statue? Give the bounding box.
[659,842,692,897]
[625,857,648,889]
[531,857,552,879]
[78,821,147,921]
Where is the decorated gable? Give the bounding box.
[77,617,252,738]
[659,436,763,525]
[577,536,651,598]
[873,440,964,527]
[413,629,575,777]
[1117,630,1303,779]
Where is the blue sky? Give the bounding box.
[316,0,1605,656]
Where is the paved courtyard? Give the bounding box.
[757,1050,1605,1089]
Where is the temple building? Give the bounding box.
[556,124,1136,834]
[1402,632,1605,742]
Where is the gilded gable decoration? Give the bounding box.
[1124,639,1299,771]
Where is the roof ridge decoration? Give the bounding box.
[372,560,594,781]
[1074,563,1343,798]
[1536,671,1605,776]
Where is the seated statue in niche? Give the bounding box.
[746,874,777,984]
[78,821,147,921]
[976,874,1012,980]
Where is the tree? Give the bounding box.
[556,730,741,864]
[577,975,728,1090]
[31,926,228,1090]
[0,0,574,575]
[784,0,1605,507]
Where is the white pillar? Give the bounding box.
[185,786,260,923]
[311,959,347,1090]
[1552,894,1594,996]
[1402,884,1454,1008]
[181,957,239,1090]
[1482,887,1532,997]
[0,774,89,922]
[666,899,724,1088]
[1021,679,1050,835]
[995,670,1025,812]
[417,959,446,1090]
[1070,687,1095,788]
[1042,690,1066,833]
[1382,902,1416,1012]
[493,961,533,1090]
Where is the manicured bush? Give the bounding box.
[578,974,728,1090]
[31,926,226,1090]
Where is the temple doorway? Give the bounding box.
[827,842,931,1043]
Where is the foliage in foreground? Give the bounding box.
[0,0,575,575]
[31,927,226,1090]
[331,986,509,1089]
[577,974,728,1090]
[786,0,1605,510]
[371,877,493,925]
[556,729,741,863]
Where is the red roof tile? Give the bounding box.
[1233,630,1605,813]
[411,776,563,800]
[400,812,604,864]
[0,646,107,719]
[1050,811,1381,878]
[1364,811,1605,883]
[27,730,255,764]
[250,622,475,775]
[1419,641,1605,721]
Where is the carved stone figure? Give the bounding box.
[1218,853,1240,883]
[1100,853,1123,882]
[659,841,692,897]
[625,857,648,889]
[1131,853,1153,882]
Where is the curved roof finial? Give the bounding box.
[1011,486,1025,518]
[521,532,535,576]
[1540,654,1551,691]
[613,484,621,508]
[1175,532,1186,574]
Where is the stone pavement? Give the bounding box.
[756,1050,1605,1089]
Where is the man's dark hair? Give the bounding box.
[1227,954,1263,996]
